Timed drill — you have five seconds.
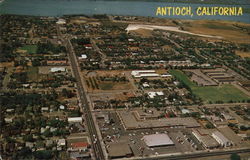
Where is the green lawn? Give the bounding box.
[169,70,250,103]
[20,45,37,54]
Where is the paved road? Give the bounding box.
[128,148,250,160]
[58,26,106,159]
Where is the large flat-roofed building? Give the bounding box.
[107,142,133,158]
[217,126,242,146]
[212,131,232,147]
[68,117,83,123]
[202,68,235,84]
[117,110,200,130]
[131,70,159,78]
[143,134,174,147]
[192,129,219,149]
[50,67,66,73]
[134,108,162,120]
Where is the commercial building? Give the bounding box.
[202,68,235,84]
[96,112,110,124]
[117,110,200,130]
[134,108,162,120]
[192,129,219,149]
[143,134,174,147]
[50,67,66,73]
[68,117,83,123]
[168,60,194,67]
[212,131,232,147]
[217,126,242,146]
[131,70,159,78]
[107,142,133,158]
[68,142,88,152]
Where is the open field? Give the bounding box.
[169,70,250,103]
[130,28,153,37]
[99,82,132,90]
[182,20,250,44]
[236,50,250,58]
[27,67,39,81]
[19,45,37,54]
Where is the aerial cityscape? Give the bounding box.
[0,0,250,160]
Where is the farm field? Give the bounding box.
[169,70,250,103]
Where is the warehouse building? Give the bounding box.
[212,131,232,147]
[68,117,83,123]
[117,110,200,130]
[192,129,219,149]
[131,70,159,78]
[143,134,174,147]
[50,67,66,73]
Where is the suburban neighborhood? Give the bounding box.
[0,14,250,160]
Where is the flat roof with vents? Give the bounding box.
[143,134,174,147]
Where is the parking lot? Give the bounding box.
[95,111,202,157]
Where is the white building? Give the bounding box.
[131,70,159,78]
[161,74,172,78]
[143,134,174,147]
[68,117,83,123]
[4,117,13,123]
[57,139,66,146]
[50,67,66,73]
[148,91,164,98]
[56,19,66,25]
[59,105,65,110]
[142,83,150,88]
[212,131,232,147]
[192,129,219,149]
[79,54,87,60]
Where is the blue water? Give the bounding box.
[1,0,250,23]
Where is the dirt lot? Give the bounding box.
[0,62,14,67]
[130,28,153,37]
[182,20,250,44]
[236,50,250,58]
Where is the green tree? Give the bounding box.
[34,150,53,159]
[230,153,241,160]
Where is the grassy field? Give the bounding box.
[169,70,250,103]
[20,45,37,54]
[99,82,114,90]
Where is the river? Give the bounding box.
[0,0,250,23]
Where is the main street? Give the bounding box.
[66,38,106,160]
[57,25,106,160]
